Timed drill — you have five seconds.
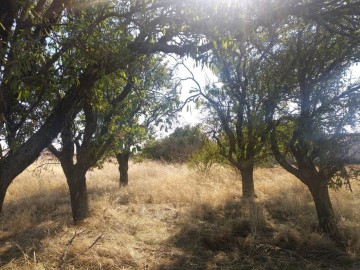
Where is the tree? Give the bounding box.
[115,122,146,186]
[1,0,358,216]
[113,56,179,187]
[269,20,360,239]
[0,0,105,212]
[48,54,177,221]
[0,0,212,214]
[48,73,135,221]
[193,27,284,198]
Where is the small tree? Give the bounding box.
[188,138,228,172]
[48,70,138,221]
[193,27,284,198]
[114,57,180,186]
[115,123,147,186]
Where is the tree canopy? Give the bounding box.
[0,0,359,236]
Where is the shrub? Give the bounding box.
[188,140,228,172]
[141,125,204,162]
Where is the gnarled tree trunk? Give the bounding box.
[307,179,340,239]
[116,152,130,186]
[67,169,89,222]
[60,160,90,222]
[239,164,255,199]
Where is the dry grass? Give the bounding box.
[0,159,359,269]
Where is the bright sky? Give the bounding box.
[173,61,360,133]
[154,55,360,139]
[177,58,214,125]
[154,56,217,138]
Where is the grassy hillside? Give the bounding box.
[0,160,359,269]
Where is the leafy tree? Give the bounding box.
[269,20,360,238]
[115,122,147,186]
[113,57,179,187]
[0,0,212,213]
[48,67,136,221]
[0,0,106,212]
[194,27,285,198]
[48,55,177,221]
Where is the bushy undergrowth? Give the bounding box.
[188,140,229,172]
[142,125,204,163]
[0,160,359,269]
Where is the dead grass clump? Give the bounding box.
[172,199,273,259]
[58,231,138,270]
[273,226,304,249]
[5,207,37,234]
[334,187,360,256]
[262,184,317,231]
[340,223,360,256]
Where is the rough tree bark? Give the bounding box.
[65,168,90,222]
[48,121,91,222]
[0,181,9,212]
[116,152,130,186]
[239,165,255,199]
[270,129,341,239]
[307,178,340,239]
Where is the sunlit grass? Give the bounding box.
[0,159,359,269]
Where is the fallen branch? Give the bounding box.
[65,234,103,264]
[60,229,103,269]
[60,229,87,269]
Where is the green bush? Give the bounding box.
[188,140,228,172]
[142,125,204,163]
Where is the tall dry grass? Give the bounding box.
[0,159,359,269]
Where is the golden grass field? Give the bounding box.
[0,159,359,269]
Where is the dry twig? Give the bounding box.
[59,229,103,269]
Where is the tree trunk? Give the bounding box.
[0,179,9,213]
[0,68,99,214]
[239,166,255,198]
[66,169,89,222]
[0,164,12,213]
[308,180,340,240]
[116,152,130,186]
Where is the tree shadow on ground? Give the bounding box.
[0,182,115,267]
[158,198,358,270]
[0,189,70,267]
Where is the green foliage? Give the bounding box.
[63,53,175,170]
[269,20,360,186]
[330,166,360,191]
[142,125,204,163]
[110,56,180,163]
[188,140,228,172]
[197,30,281,172]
